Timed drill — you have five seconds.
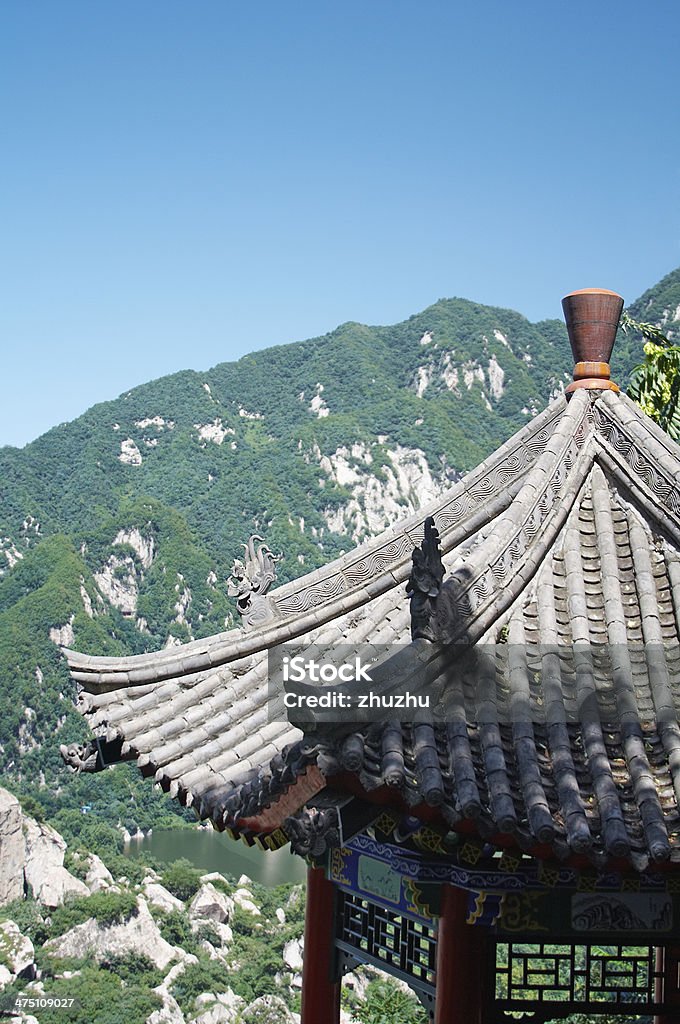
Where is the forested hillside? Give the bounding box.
[0,269,677,830]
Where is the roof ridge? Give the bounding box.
[435,390,595,643]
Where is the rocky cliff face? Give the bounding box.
[0,789,88,909]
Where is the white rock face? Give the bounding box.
[119,438,143,465]
[283,937,304,972]
[493,328,509,346]
[463,362,485,389]
[231,887,260,916]
[23,818,90,908]
[194,419,235,446]
[0,792,25,906]
[0,920,34,976]
[80,582,95,618]
[135,416,174,431]
[45,896,184,970]
[441,354,459,392]
[207,920,233,948]
[174,575,192,629]
[309,383,330,418]
[419,331,432,345]
[189,883,234,924]
[415,365,431,398]
[94,556,138,615]
[144,881,185,914]
[239,995,296,1024]
[1,539,23,570]
[147,988,185,1024]
[49,616,75,647]
[193,1002,231,1024]
[114,528,155,569]
[318,443,445,543]
[487,355,505,400]
[84,854,114,893]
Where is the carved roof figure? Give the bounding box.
[62,290,680,872]
[227,534,282,629]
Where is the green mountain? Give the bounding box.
[0,271,675,825]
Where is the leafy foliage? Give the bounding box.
[47,890,138,937]
[18,964,162,1024]
[351,977,428,1024]
[160,858,203,901]
[622,310,680,440]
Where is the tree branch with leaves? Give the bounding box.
[621,310,680,440]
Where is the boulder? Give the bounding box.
[0,963,13,988]
[193,989,244,1023]
[84,854,114,893]
[23,818,89,908]
[147,987,186,1024]
[144,880,185,914]
[45,896,187,970]
[0,921,34,976]
[282,937,303,973]
[159,961,190,991]
[189,883,234,924]
[232,888,260,916]
[214,989,243,1013]
[0,790,24,906]
[193,1004,231,1024]
[199,872,229,887]
[198,940,228,964]
[275,908,286,926]
[207,921,232,948]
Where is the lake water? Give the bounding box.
[124,828,307,887]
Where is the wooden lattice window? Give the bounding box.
[494,940,665,1020]
[335,890,437,1003]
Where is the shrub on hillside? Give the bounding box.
[160,858,202,901]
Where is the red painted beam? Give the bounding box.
[301,866,340,1024]
[435,884,487,1024]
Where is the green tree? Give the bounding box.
[351,978,428,1024]
[622,311,680,440]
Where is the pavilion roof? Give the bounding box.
[62,316,680,871]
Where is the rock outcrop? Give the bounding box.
[0,920,34,977]
[144,879,185,914]
[84,853,114,893]
[23,817,90,908]
[0,790,25,905]
[189,882,234,924]
[0,788,89,909]
[45,895,191,970]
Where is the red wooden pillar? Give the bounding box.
[301,866,340,1024]
[435,884,487,1024]
[655,944,680,1024]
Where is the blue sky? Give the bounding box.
[2,0,679,448]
